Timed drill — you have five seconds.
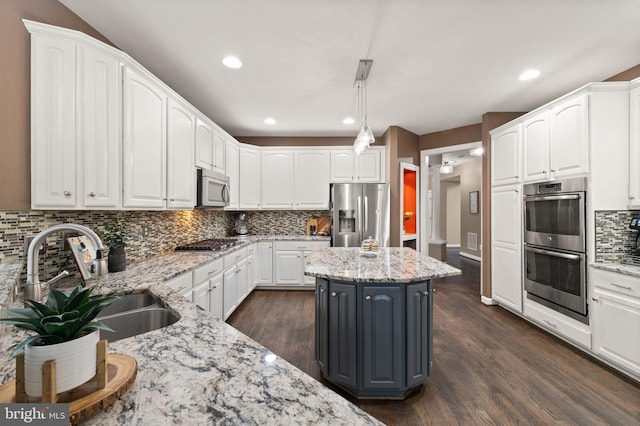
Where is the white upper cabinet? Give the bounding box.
[330,148,385,183]
[80,46,121,208]
[212,128,226,174]
[239,145,262,209]
[225,138,240,210]
[629,83,640,208]
[294,151,330,209]
[549,93,589,178]
[30,33,77,208]
[490,124,521,186]
[166,97,196,209]
[522,112,550,183]
[261,151,294,209]
[194,117,213,170]
[122,66,167,208]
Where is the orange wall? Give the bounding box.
[0,0,114,210]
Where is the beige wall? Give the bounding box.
[457,158,482,257]
[419,123,483,150]
[0,0,115,210]
[442,180,461,245]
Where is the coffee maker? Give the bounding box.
[630,216,640,257]
[234,213,248,236]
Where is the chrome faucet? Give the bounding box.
[24,223,108,301]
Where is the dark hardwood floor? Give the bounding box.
[228,249,640,425]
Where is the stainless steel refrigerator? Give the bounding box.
[330,183,390,247]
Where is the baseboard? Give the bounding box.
[460,251,481,262]
[481,296,497,305]
[446,243,461,248]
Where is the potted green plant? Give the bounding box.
[0,285,118,396]
[101,216,130,272]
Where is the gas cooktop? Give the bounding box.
[175,238,240,252]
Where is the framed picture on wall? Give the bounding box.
[469,191,479,214]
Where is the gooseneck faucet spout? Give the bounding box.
[24,224,107,300]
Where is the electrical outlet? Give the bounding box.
[143,226,149,237]
[24,236,46,256]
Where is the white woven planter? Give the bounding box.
[24,329,99,397]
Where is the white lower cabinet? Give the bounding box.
[208,271,223,320]
[247,244,256,292]
[223,247,249,320]
[523,298,591,349]
[223,266,238,320]
[193,281,210,311]
[273,240,330,287]
[591,268,640,379]
[256,242,273,285]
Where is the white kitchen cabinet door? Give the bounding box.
[208,273,224,320]
[31,34,77,208]
[261,151,294,209]
[522,111,550,183]
[122,66,167,208]
[592,288,640,378]
[491,124,521,186]
[490,184,522,313]
[236,258,249,304]
[256,242,273,285]
[295,151,330,209]
[81,46,121,208]
[629,85,640,208]
[225,139,240,210]
[274,251,303,285]
[356,149,384,182]
[166,97,196,209]
[247,251,256,292]
[212,129,226,175]
[330,151,356,182]
[239,145,262,209]
[193,280,210,311]
[549,93,589,178]
[302,251,316,285]
[194,117,213,169]
[223,266,238,320]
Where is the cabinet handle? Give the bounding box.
[630,196,635,200]
[610,283,632,290]
[423,291,429,296]
[550,169,556,172]
[63,191,71,197]
[515,175,519,179]
[207,270,217,276]
[320,287,324,293]
[543,320,558,329]
[592,297,599,302]
[365,295,371,300]
[331,291,337,297]
[88,192,96,197]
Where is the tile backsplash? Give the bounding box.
[0,209,328,281]
[594,210,640,262]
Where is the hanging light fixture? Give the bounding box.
[439,161,454,174]
[353,59,374,155]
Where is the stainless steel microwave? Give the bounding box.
[197,169,230,207]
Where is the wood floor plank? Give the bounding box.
[228,250,640,425]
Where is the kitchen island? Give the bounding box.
[0,236,381,425]
[305,247,461,399]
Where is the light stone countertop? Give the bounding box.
[305,247,461,283]
[0,235,381,425]
[591,261,640,278]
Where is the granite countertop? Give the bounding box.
[304,247,461,283]
[590,261,640,278]
[0,235,381,425]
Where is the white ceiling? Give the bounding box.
[59,0,640,138]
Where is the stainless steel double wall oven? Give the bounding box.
[523,177,588,324]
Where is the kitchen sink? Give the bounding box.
[97,292,159,317]
[96,292,180,342]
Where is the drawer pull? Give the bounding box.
[543,320,558,329]
[320,287,324,293]
[207,270,218,275]
[592,297,599,302]
[331,291,337,297]
[423,291,429,297]
[610,283,632,290]
[365,295,371,301]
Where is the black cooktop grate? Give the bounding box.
[175,238,239,251]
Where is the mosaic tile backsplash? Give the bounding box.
[594,210,640,262]
[0,209,328,281]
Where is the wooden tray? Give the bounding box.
[0,354,137,425]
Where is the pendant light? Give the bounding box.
[353,60,374,155]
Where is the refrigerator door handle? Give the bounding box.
[364,196,368,235]
[357,195,362,243]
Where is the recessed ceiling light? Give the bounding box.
[222,56,242,69]
[264,117,276,125]
[519,69,540,81]
[343,117,355,125]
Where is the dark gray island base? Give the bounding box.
[305,247,461,399]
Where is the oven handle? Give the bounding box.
[525,246,581,260]
[524,194,582,202]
